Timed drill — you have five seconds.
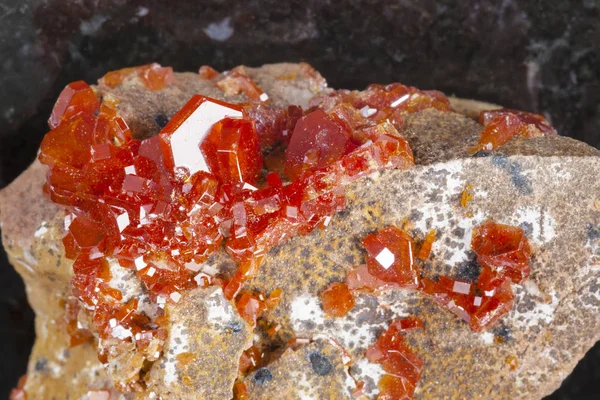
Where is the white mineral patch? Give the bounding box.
[510,205,557,245]
[512,288,559,329]
[290,293,325,328]
[204,17,234,42]
[107,258,160,318]
[292,293,403,355]
[205,288,236,329]
[480,332,495,345]
[34,221,48,238]
[522,279,543,298]
[549,162,571,181]
[108,258,139,300]
[164,322,189,386]
[410,161,489,266]
[353,358,385,399]
[22,249,39,267]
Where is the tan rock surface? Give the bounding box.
[145,287,252,400]
[1,63,599,399]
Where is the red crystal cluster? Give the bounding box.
[468,109,558,154]
[40,70,449,345]
[311,83,451,132]
[344,221,531,332]
[366,318,423,400]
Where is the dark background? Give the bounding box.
[0,0,598,398]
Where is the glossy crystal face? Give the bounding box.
[159,95,244,177]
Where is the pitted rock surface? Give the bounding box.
[1,63,599,399]
[244,339,355,399]
[145,287,252,399]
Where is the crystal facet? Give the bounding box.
[159,95,244,176]
[320,282,355,317]
[469,109,558,154]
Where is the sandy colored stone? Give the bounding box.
[1,63,599,399]
[448,97,501,120]
[145,287,252,400]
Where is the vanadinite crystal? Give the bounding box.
[366,317,423,400]
[420,221,532,332]
[472,220,531,288]
[468,109,558,153]
[320,282,355,317]
[159,94,245,177]
[351,222,531,332]
[361,226,419,288]
[39,71,453,349]
[48,81,100,129]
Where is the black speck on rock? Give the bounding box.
[227,320,243,333]
[586,223,600,240]
[154,113,169,128]
[34,358,48,372]
[472,150,492,158]
[308,351,333,376]
[252,367,273,385]
[491,155,533,195]
[492,324,511,342]
[454,253,481,282]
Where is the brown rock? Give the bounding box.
[244,339,355,399]
[1,63,599,399]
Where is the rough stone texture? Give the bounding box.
[145,287,252,400]
[447,97,501,120]
[244,339,355,399]
[1,63,599,399]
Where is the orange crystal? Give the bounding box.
[48,81,100,129]
[9,375,27,400]
[201,117,263,185]
[471,220,532,287]
[416,230,436,260]
[468,109,558,154]
[39,75,420,344]
[100,63,174,90]
[320,282,355,317]
[233,382,249,400]
[199,65,219,80]
[217,67,268,102]
[236,292,267,326]
[361,227,419,288]
[366,318,423,399]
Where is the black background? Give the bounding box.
[0,0,599,398]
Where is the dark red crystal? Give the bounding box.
[353,222,531,332]
[361,226,419,289]
[284,110,352,180]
